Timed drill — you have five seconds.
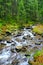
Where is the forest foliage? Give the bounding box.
[0,0,43,25]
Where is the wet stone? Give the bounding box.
[0,43,6,50]
[12,59,19,65]
[15,38,22,42]
[15,48,21,52]
[7,41,12,43]
[38,38,41,40]
[25,54,30,57]
[11,43,15,46]
[0,34,4,42]
[16,33,21,37]
[5,36,12,42]
[0,39,3,42]
[11,48,16,53]
[28,45,32,47]
[26,26,32,29]
[41,33,43,37]
[23,36,27,40]
[35,42,41,45]
[21,46,27,52]
[15,44,23,50]
[5,31,11,36]
[31,47,39,52]
[35,35,42,40]
[23,35,31,40]
[32,32,36,36]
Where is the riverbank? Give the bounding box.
[0,21,43,34]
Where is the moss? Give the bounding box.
[33,24,43,34]
[30,49,43,65]
[0,21,43,34]
[34,50,43,58]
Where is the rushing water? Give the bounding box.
[0,28,43,65]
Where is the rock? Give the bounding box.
[15,45,22,50]
[23,35,31,40]
[15,48,21,52]
[25,54,30,57]
[16,32,22,36]
[11,43,15,46]
[7,41,12,43]
[23,36,27,40]
[26,27,31,29]
[15,38,22,42]
[41,33,43,37]
[32,32,36,36]
[38,38,41,40]
[15,34,21,37]
[5,36,12,42]
[0,39,3,42]
[15,40,23,50]
[11,49,16,53]
[5,31,11,36]
[34,35,42,41]
[12,59,19,65]
[35,42,41,45]
[31,47,38,52]
[29,45,32,47]
[0,43,6,45]
[0,34,4,42]
[0,43,6,50]
[30,38,33,40]
[26,26,32,29]
[21,46,27,52]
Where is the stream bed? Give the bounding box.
[0,27,43,65]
